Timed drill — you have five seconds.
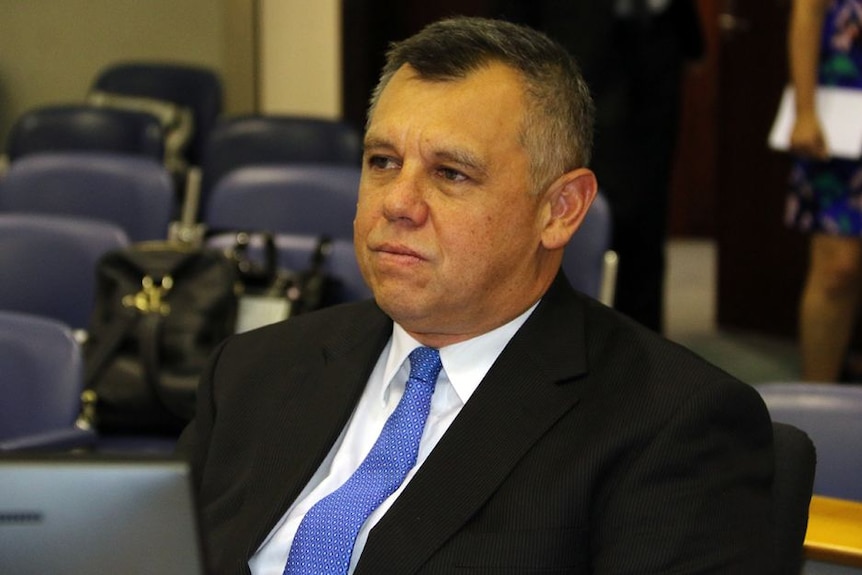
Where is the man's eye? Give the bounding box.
[438,167,467,182]
[368,155,398,170]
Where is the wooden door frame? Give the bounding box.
[669,0,720,237]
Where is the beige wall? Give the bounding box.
[0,0,257,148]
[259,0,341,118]
[0,0,342,150]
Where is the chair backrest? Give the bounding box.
[0,152,175,241]
[562,191,617,304]
[0,311,84,441]
[203,165,360,240]
[756,382,862,501]
[770,422,816,575]
[198,115,362,212]
[5,104,164,162]
[91,61,222,165]
[0,214,130,330]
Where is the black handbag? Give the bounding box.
[80,241,239,435]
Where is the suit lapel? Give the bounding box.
[357,275,590,574]
[239,304,394,557]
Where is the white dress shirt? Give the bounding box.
[249,302,538,574]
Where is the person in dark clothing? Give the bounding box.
[177,16,772,575]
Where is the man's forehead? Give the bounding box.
[365,61,528,159]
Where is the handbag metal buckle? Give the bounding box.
[123,275,173,315]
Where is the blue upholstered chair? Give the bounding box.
[562,191,617,305]
[90,61,222,166]
[0,152,175,241]
[755,382,862,501]
[5,105,164,162]
[203,165,360,241]
[761,385,862,574]
[0,214,129,330]
[0,310,95,451]
[196,115,362,217]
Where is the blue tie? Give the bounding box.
[283,346,443,575]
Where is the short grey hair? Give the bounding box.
[366,16,595,194]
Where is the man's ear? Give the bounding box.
[540,168,598,250]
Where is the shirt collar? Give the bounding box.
[381,301,540,405]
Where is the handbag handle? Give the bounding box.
[136,311,190,419]
[291,236,333,314]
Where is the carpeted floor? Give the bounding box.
[664,239,799,384]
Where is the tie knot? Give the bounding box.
[408,347,442,385]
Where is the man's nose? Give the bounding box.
[382,168,428,225]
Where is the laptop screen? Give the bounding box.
[0,455,205,575]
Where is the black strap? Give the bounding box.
[292,236,333,314]
[84,295,184,419]
[232,230,279,289]
[136,312,184,417]
[83,304,139,387]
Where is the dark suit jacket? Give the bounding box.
[178,273,774,574]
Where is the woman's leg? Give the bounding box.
[799,234,862,381]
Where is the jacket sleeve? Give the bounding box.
[590,378,774,574]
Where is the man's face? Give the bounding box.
[354,62,555,347]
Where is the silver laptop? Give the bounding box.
[0,455,206,575]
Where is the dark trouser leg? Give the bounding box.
[590,16,683,333]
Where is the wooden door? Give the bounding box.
[669,0,720,237]
[714,0,807,337]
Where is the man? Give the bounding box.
[178,17,773,574]
[496,0,705,333]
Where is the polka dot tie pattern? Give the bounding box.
[282,347,443,575]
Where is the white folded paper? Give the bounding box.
[768,85,862,159]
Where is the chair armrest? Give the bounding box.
[0,427,98,452]
[805,495,862,567]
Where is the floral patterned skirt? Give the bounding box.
[785,158,862,235]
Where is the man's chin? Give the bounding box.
[373,287,437,324]
[375,292,426,321]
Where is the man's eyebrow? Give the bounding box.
[433,148,487,176]
[362,136,394,152]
